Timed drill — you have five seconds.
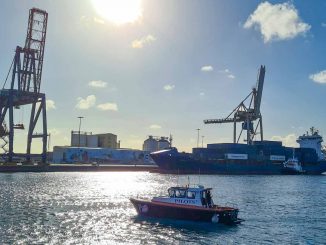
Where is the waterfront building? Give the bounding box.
[52,146,154,164]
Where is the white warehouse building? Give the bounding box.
[53,146,154,165]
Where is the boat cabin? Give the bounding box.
[152,185,214,207]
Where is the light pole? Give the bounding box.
[202,135,204,148]
[78,116,84,147]
[196,128,200,148]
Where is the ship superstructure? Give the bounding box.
[297,127,324,160]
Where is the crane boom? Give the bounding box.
[20,8,48,93]
[254,65,265,116]
[204,65,266,144]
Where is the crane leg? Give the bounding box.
[260,116,263,141]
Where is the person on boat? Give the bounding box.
[206,190,212,207]
[201,192,207,207]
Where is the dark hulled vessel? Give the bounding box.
[150,129,326,175]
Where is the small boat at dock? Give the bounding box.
[130,185,243,225]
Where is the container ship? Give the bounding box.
[150,66,326,175]
[150,128,326,175]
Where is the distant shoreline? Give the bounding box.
[0,163,158,173]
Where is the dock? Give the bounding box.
[0,164,158,173]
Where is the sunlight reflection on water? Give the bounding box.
[0,172,325,244]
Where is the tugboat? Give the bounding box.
[130,185,243,225]
[282,158,305,174]
[282,149,305,174]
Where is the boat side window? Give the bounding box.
[175,189,186,198]
[187,191,196,199]
[168,189,175,198]
[201,191,207,206]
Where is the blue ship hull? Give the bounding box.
[150,145,326,175]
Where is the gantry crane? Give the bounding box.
[0,8,48,163]
[204,65,266,145]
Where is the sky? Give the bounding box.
[0,0,326,153]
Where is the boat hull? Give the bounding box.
[281,167,305,175]
[130,198,241,225]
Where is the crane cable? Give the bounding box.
[2,56,15,89]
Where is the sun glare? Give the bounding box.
[92,0,143,25]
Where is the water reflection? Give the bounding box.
[0,173,325,244]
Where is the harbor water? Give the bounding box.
[0,172,325,244]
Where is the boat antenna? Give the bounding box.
[292,148,295,159]
[177,168,179,186]
[198,168,201,185]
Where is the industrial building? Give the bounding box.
[71,131,120,148]
[51,131,153,164]
[143,136,171,152]
[98,133,120,148]
[52,146,154,165]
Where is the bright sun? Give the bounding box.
[92,0,143,25]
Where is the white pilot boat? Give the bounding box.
[130,185,243,225]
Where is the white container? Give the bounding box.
[270,155,285,161]
[225,153,248,160]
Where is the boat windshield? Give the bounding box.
[175,189,186,198]
[168,188,175,197]
[168,188,188,198]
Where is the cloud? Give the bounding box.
[48,128,60,136]
[322,23,326,28]
[201,65,214,72]
[271,134,297,147]
[219,68,236,79]
[88,80,107,88]
[227,74,236,79]
[89,80,117,92]
[80,15,91,25]
[200,92,205,96]
[150,124,162,129]
[97,103,118,111]
[76,95,96,110]
[309,70,326,84]
[46,100,56,110]
[80,15,105,27]
[93,17,105,24]
[163,84,175,91]
[131,34,156,49]
[244,1,311,43]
